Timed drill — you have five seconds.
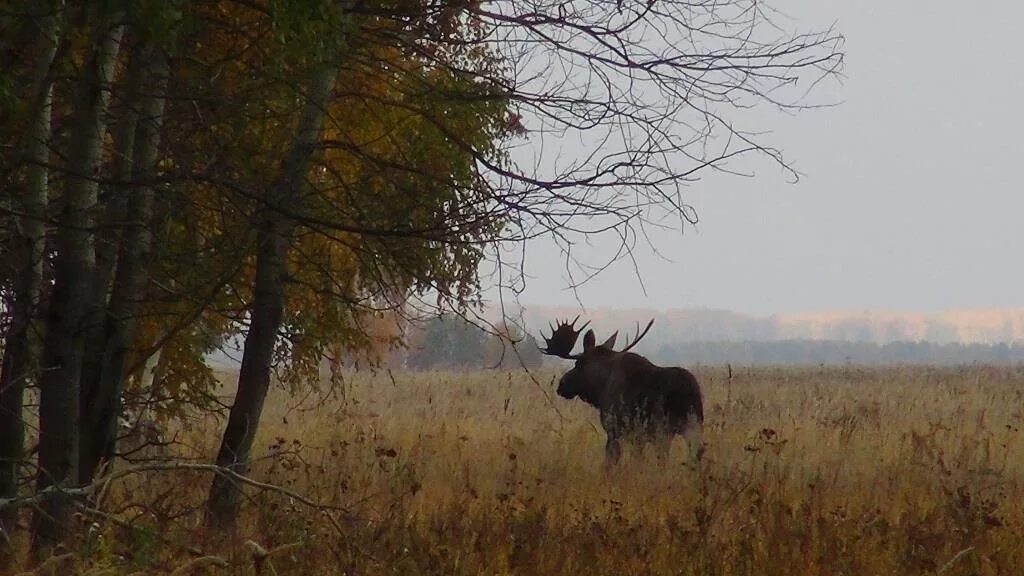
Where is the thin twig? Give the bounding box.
[936,547,974,575]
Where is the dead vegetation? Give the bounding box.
[11,365,1024,574]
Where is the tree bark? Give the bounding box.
[31,3,125,555]
[0,3,57,564]
[205,63,338,529]
[79,38,171,485]
[95,33,146,305]
[76,33,147,432]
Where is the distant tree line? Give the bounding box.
[518,307,1024,346]
[650,340,1024,366]
[405,315,544,371]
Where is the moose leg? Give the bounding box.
[604,435,623,469]
[600,411,625,470]
[682,417,705,465]
[652,434,672,467]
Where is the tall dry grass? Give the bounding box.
[30,365,1024,574]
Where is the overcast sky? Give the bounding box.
[494,1,1024,316]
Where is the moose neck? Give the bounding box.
[575,360,611,408]
[576,385,603,408]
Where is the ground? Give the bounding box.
[28,365,1024,574]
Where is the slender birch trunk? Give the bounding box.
[205,62,338,529]
[0,3,58,563]
[79,38,171,484]
[31,2,125,554]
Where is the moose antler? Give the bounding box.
[539,315,590,359]
[618,319,655,353]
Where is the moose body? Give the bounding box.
[543,317,704,466]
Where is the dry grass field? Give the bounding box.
[36,365,1024,574]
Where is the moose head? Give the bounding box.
[540,316,654,401]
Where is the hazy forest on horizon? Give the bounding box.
[207,306,1024,370]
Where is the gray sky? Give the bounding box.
[499,1,1024,316]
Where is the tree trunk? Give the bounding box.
[79,38,170,485]
[77,35,146,452]
[0,4,57,563]
[31,3,124,555]
[205,63,338,529]
[95,33,146,304]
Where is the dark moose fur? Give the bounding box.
[542,317,705,466]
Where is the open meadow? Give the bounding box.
[79,365,1024,574]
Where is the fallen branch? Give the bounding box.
[1,462,350,515]
[168,555,229,575]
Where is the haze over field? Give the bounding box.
[208,306,1024,369]
[512,307,1024,346]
